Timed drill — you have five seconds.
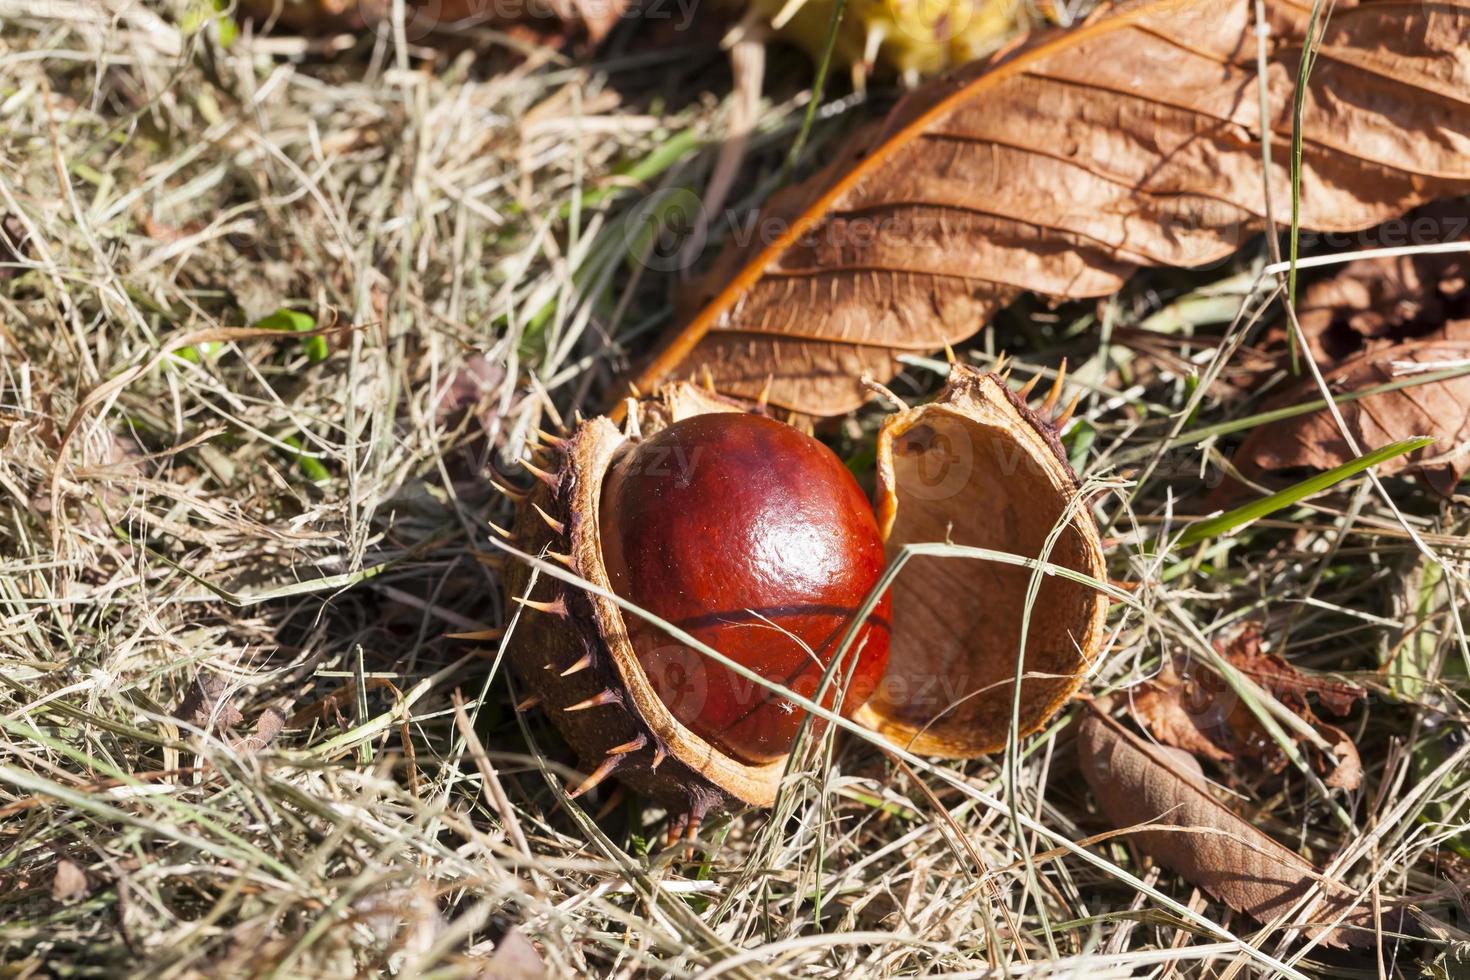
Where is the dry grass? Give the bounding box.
[2,2,1469,978]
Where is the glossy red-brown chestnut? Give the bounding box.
[598,413,892,764]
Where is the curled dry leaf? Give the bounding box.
[1130,623,1366,789]
[1078,703,1372,947]
[175,674,245,733]
[50,859,90,904]
[232,707,288,754]
[1292,205,1470,365]
[1232,319,1470,496]
[1231,208,1470,495]
[636,0,1470,416]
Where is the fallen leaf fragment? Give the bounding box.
[1292,205,1470,364]
[1318,723,1362,792]
[1078,703,1371,947]
[51,859,89,904]
[1130,672,1233,764]
[1130,624,1366,789]
[175,674,244,733]
[478,928,547,979]
[1225,205,1470,495]
[1233,320,1470,496]
[232,707,288,754]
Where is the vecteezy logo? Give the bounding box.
[623,187,708,272]
[892,421,974,501]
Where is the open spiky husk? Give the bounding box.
[504,365,1107,826]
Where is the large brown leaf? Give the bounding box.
[1077,703,1374,947]
[635,0,1470,416]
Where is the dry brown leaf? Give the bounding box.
[1130,623,1365,788]
[175,674,244,733]
[50,858,90,904]
[232,707,288,754]
[1226,205,1470,496]
[477,928,547,979]
[1130,667,1234,764]
[1227,627,1366,718]
[1319,722,1363,791]
[1232,319,1470,496]
[635,0,1470,416]
[1292,205,1470,364]
[1078,703,1372,947]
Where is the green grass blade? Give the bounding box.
[1177,436,1434,547]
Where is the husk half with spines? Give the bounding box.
[503,386,783,832]
[503,364,1106,828]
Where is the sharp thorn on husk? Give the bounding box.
[532,502,566,536]
[559,653,593,676]
[514,595,569,618]
[593,784,627,820]
[942,343,956,365]
[1041,359,1068,415]
[534,428,567,450]
[1016,374,1041,399]
[545,550,573,568]
[487,520,516,541]
[665,814,687,848]
[1054,389,1084,430]
[568,754,621,799]
[446,627,504,641]
[516,693,543,712]
[627,381,642,399]
[606,734,647,756]
[623,398,642,440]
[564,689,619,712]
[520,457,559,489]
[756,375,773,411]
[490,478,527,502]
[650,744,667,770]
[700,364,716,392]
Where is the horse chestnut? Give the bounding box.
[599,413,892,764]
[500,367,1107,838]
